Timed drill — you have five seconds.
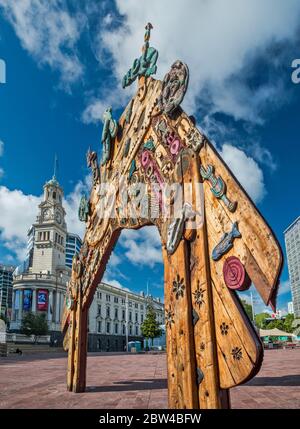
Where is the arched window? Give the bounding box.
[53,191,56,199]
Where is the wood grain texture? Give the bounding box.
[61,68,282,406]
[162,240,198,409]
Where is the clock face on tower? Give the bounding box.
[43,208,51,220]
[55,211,62,224]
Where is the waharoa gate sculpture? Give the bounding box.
[61,23,283,409]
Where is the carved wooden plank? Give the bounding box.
[200,141,282,309]
[162,240,198,409]
[182,148,224,408]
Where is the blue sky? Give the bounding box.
[0,0,299,314]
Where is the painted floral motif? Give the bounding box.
[220,322,229,335]
[165,307,175,328]
[172,274,185,299]
[231,347,243,360]
[193,283,205,307]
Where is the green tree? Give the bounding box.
[283,314,294,333]
[21,312,48,343]
[141,305,162,349]
[241,299,253,321]
[255,312,271,329]
[0,312,8,325]
[265,319,284,330]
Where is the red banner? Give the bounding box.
[37,289,48,311]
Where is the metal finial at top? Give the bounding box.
[144,22,153,43]
[53,153,58,180]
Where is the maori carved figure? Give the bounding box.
[101,107,118,165]
[86,148,100,186]
[158,60,189,115]
[61,24,283,409]
[78,195,90,223]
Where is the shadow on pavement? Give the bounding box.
[86,378,167,393]
[247,375,300,387]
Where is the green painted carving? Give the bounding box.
[143,138,155,151]
[122,23,159,88]
[200,164,237,212]
[78,194,90,222]
[125,100,133,124]
[101,107,118,165]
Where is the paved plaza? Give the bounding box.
[0,349,299,409]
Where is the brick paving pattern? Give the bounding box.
[0,349,299,408]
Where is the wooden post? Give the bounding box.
[162,240,199,409]
[67,287,88,393]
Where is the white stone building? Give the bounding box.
[10,172,71,338]
[88,282,164,352]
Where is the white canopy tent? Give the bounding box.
[259,328,296,338]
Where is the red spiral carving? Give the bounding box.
[223,256,251,291]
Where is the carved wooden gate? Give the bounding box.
[61,24,283,408]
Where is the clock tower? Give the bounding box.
[31,163,67,275]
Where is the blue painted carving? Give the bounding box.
[122,23,159,88]
[200,164,237,212]
[123,138,131,158]
[128,159,137,180]
[212,222,241,261]
[101,107,118,165]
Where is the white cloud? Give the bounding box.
[102,275,129,292]
[63,174,91,239]
[278,280,292,296]
[120,226,162,268]
[0,0,85,84]
[0,186,41,260]
[240,286,273,315]
[219,143,266,203]
[98,0,300,123]
[82,88,130,124]
[0,174,91,262]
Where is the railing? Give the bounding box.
[14,273,67,283]
[0,332,50,344]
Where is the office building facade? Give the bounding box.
[66,233,82,268]
[0,264,15,320]
[284,216,300,318]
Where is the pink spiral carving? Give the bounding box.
[223,256,251,291]
[141,150,150,167]
[170,138,180,155]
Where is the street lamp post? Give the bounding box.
[125,292,129,352]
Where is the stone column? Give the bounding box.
[11,290,16,321]
[55,291,60,324]
[32,289,37,313]
[19,289,23,323]
[48,290,53,324]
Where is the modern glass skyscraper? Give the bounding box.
[284,216,300,318]
[66,233,82,268]
[0,264,15,318]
